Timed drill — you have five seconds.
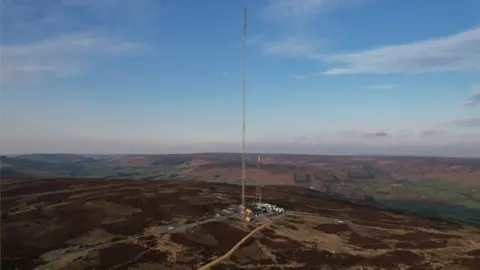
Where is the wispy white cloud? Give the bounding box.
[445,117,480,128]
[247,34,264,47]
[414,117,480,138]
[1,0,155,84]
[255,0,363,62]
[1,64,86,84]
[262,0,362,21]
[368,84,398,90]
[337,130,389,138]
[293,74,307,79]
[62,0,142,10]
[419,129,442,137]
[1,32,149,83]
[363,130,389,137]
[263,0,332,20]
[262,37,321,58]
[259,24,480,76]
[2,0,159,44]
[322,27,480,75]
[62,0,160,24]
[464,84,480,107]
[4,32,148,56]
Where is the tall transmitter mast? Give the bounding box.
[241,8,247,210]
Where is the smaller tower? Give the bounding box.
[255,155,262,204]
[255,184,262,204]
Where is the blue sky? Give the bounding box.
[1,0,480,156]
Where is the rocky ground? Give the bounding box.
[1,179,479,269]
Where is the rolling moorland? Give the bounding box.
[1,153,479,225]
[1,179,480,269]
[1,154,480,269]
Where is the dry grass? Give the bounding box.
[2,179,479,270]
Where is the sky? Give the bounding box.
[1,0,480,157]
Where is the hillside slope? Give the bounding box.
[1,179,479,269]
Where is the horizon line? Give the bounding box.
[3,152,479,159]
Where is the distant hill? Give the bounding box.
[1,155,85,174]
[0,166,34,179]
[14,154,98,163]
[0,154,189,180]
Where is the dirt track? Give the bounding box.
[198,222,271,270]
[1,179,479,269]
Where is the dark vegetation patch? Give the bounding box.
[1,238,43,270]
[36,193,72,205]
[416,240,448,249]
[199,222,246,253]
[259,235,304,250]
[468,249,480,257]
[171,222,246,255]
[383,231,459,242]
[2,181,183,268]
[101,214,151,235]
[170,231,218,248]
[130,249,169,265]
[369,250,423,267]
[348,232,390,249]
[231,238,275,264]
[87,243,147,269]
[261,228,277,238]
[281,222,298,230]
[317,208,342,216]
[314,223,350,234]
[284,218,305,224]
[1,180,70,197]
[453,257,480,270]
[211,264,235,270]
[395,242,417,249]
[274,249,363,268]
[2,201,107,267]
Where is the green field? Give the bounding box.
[372,198,480,226]
[0,155,187,180]
[399,179,480,209]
